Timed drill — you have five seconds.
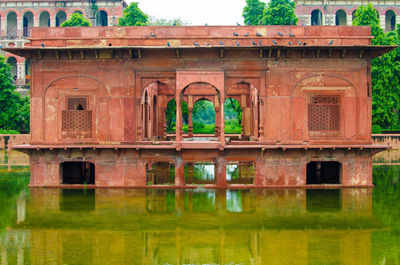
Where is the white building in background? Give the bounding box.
[0,0,126,96]
[295,0,400,31]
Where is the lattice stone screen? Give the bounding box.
[308,96,339,131]
[62,110,92,131]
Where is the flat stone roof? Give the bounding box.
[25,25,372,47]
[5,26,396,58]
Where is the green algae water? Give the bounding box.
[0,165,399,264]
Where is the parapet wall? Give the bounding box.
[0,134,30,150]
[372,134,400,149]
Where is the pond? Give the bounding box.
[0,163,400,264]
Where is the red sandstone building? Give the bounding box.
[7,25,393,188]
[0,0,125,95]
[295,0,400,31]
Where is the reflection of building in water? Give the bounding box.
[0,230,30,265]
[0,188,377,264]
[7,26,393,188]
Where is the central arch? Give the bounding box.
[178,82,221,139]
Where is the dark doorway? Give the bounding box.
[306,161,341,184]
[61,162,95,184]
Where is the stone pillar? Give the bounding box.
[17,15,23,37]
[347,15,353,26]
[0,17,5,37]
[215,105,220,137]
[175,93,182,143]
[174,158,185,186]
[17,62,25,87]
[33,15,39,27]
[216,157,226,187]
[218,94,225,144]
[304,15,311,26]
[50,15,56,27]
[188,95,193,137]
[324,15,335,26]
[258,98,264,139]
[380,14,386,30]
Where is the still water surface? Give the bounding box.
[0,165,399,264]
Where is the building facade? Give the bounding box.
[6,25,393,188]
[295,0,400,31]
[0,0,125,95]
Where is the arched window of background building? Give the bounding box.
[56,11,67,27]
[335,10,347,25]
[7,57,17,84]
[6,12,17,37]
[96,10,108,26]
[386,10,396,31]
[311,10,323,25]
[23,11,34,37]
[39,11,50,27]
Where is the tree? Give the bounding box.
[242,0,266,25]
[118,2,148,26]
[149,17,190,26]
[353,4,400,132]
[261,0,298,25]
[0,56,30,133]
[61,13,91,27]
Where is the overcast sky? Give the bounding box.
[129,0,246,26]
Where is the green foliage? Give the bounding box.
[0,56,30,133]
[118,2,148,26]
[353,4,400,130]
[61,13,91,27]
[0,129,20,134]
[242,0,266,25]
[372,124,382,134]
[149,17,190,26]
[261,0,298,25]
[165,99,188,133]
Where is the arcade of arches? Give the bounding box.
[140,80,260,141]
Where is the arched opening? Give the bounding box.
[227,81,260,139]
[6,12,17,37]
[178,82,221,139]
[7,57,17,84]
[386,10,396,31]
[311,9,323,25]
[165,99,188,133]
[56,11,67,27]
[23,11,33,37]
[39,11,50,27]
[60,161,95,184]
[306,161,342,184]
[96,10,108,26]
[193,99,215,134]
[335,9,347,25]
[224,98,242,134]
[25,59,31,86]
[73,10,83,15]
